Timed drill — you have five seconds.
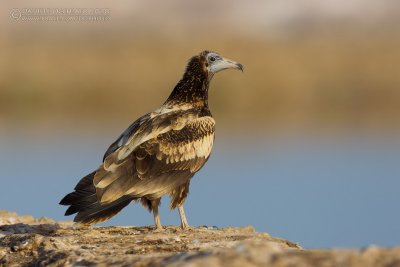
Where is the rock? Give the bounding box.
[0,210,55,226]
[0,211,399,267]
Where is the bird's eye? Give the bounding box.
[209,56,216,62]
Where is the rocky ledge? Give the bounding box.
[0,211,399,267]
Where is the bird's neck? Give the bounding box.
[165,58,212,109]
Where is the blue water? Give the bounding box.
[0,128,399,248]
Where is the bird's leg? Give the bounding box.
[151,199,163,231]
[178,204,190,229]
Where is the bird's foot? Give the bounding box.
[153,225,164,232]
[180,223,192,231]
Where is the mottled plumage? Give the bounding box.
[60,50,243,229]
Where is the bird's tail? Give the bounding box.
[59,171,134,225]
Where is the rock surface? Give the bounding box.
[0,210,399,267]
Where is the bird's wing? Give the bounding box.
[102,104,195,161]
[102,113,150,162]
[94,109,215,204]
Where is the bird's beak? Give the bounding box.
[210,57,244,73]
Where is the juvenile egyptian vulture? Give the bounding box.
[60,50,243,229]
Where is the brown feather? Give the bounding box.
[59,172,135,224]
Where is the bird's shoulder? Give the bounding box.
[145,114,215,166]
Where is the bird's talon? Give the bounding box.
[153,226,164,232]
[180,225,192,231]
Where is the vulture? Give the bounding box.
[60,50,243,230]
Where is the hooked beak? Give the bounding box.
[210,57,244,73]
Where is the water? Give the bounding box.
[0,129,399,248]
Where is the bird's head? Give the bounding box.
[184,51,243,81]
[167,50,243,105]
[200,50,244,75]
